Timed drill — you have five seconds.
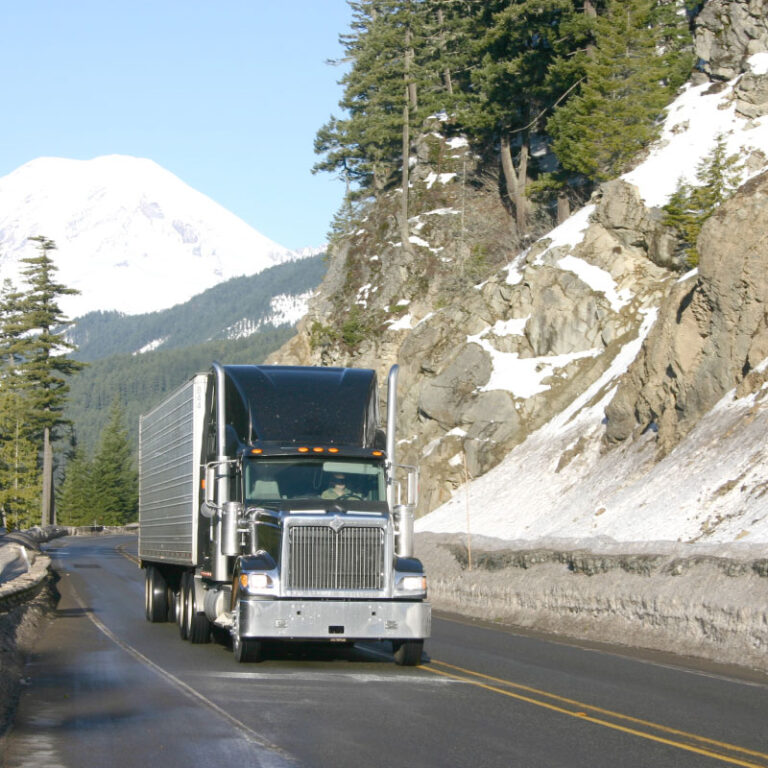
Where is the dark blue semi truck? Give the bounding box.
[138,363,430,664]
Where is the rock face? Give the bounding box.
[605,170,768,453]
[695,0,768,80]
[270,9,768,518]
[271,133,676,511]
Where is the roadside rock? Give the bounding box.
[604,170,768,453]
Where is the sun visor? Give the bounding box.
[222,365,380,448]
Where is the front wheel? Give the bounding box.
[232,598,262,663]
[393,639,424,666]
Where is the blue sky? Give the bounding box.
[0,1,352,250]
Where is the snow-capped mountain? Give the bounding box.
[0,155,300,318]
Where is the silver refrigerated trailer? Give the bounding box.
[138,363,430,664]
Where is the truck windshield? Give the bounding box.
[244,458,386,504]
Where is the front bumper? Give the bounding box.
[239,598,431,641]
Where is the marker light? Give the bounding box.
[328,447,339,453]
[372,450,383,457]
[298,447,309,453]
[312,447,324,453]
[251,448,263,455]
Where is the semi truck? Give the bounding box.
[138,363,430,665]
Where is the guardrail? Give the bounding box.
[0,554,51,613]
[0,525,69,613]
[0,524,138,613]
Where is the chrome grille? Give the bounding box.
[287,525,385,591]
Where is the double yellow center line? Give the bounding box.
[424,659,768,767]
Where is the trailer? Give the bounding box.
[138,363,430,664]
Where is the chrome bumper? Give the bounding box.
[239,598,431,641]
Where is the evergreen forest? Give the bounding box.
[314,0,697,237]
[0,247,326,529]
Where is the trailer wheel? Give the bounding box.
[393,639,423,667]
[184,573,211,644]
[144,566,169,623]
[166,586,177,623]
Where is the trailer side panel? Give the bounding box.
[139,374,207,565]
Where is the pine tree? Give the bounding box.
[548,0,693,183]
[0,389,41,530]
[461,0,580,235]
[56,446,94,526]
[662,135,743,266]
[0,237,84,525]
[90,398,138,525]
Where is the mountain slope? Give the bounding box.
[0,155,297,318]
[67,254,326,361]
[270,29,768,546]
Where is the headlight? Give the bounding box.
[396,575,427,594]
[239,572,274,593]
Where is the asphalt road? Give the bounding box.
[3,535,768,768]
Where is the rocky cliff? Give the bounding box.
[605,170,768,455]
[271,0,768,524]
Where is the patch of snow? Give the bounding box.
[266,291,312,326]
[446,137,469,149]
[677,267,698,283]
[133,337,168,355]
[356,283,373,308]
[424,172,458,190]
[490,317,529,337]
[624,79,768,206]
[533,205,595,263]
[558,254,632,312]
[222,291,312,340]
[424,207,460,216]
[475,344,603,399]
[388,313,413,331]
[415,312,435,327]
[748,52,768,76]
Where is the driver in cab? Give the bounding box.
[322,472,351,500]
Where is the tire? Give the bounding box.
[393,639,424,667]
[144,566,168,623]
[184,573,211,644]
[178,572,191,640]
[166,585,177,623]
[232,599,262,663]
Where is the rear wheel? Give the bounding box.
[393,639,423,666]
[178,572,191,640]
[166,585,177,623]
[144,566,168,623]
